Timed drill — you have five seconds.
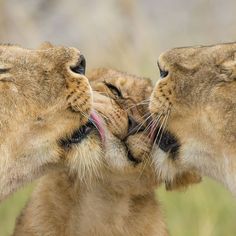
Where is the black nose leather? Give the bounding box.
[157,62,168,78]
[70,55,86,75]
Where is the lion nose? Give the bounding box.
[70,55,86,75]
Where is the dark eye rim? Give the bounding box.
[104,81,123,98]
[157,62,169,78]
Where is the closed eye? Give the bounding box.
[104,81,123,98]
[157,63,168,78]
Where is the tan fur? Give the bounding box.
[13,69,168,236]
[0,43,92,201]
[150,42,236,194]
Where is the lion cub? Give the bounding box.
[0,42,93,201]
[14,69,168,236]
[150,42,236,195]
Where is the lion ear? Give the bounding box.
[38,42,54,50]
[220,53,236,81]
[165,171,202,191]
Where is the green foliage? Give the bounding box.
[158,178,236,236]
[0,184,34,236]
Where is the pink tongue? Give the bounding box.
[90,111,105,143]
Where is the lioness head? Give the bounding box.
[0,42,93,200]
[62,68,159,194]
[150,43,236,193]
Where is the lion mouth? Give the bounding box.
[127,149,141,165]
[150,126,180,154]
[59,111,105,148]
[158,130,180,154]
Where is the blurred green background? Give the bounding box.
[0,0,236,235]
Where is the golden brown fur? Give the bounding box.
[0,42,92,201]
[13,69,168,236]
[150,42,236,194]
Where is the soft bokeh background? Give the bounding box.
[0,0,236,235]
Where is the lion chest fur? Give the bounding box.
[14,171,167,236]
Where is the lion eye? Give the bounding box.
[158,63,168,78]
[104,82,123,98]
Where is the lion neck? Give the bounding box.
[180,114,236,196]
[184,140,236,196]
[203,151,236,196]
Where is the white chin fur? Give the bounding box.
[152,143,236,196]
[152,146,181,182]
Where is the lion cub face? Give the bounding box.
[0,43,92,200]
[63,69,158,194]
[150,43,236,193]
